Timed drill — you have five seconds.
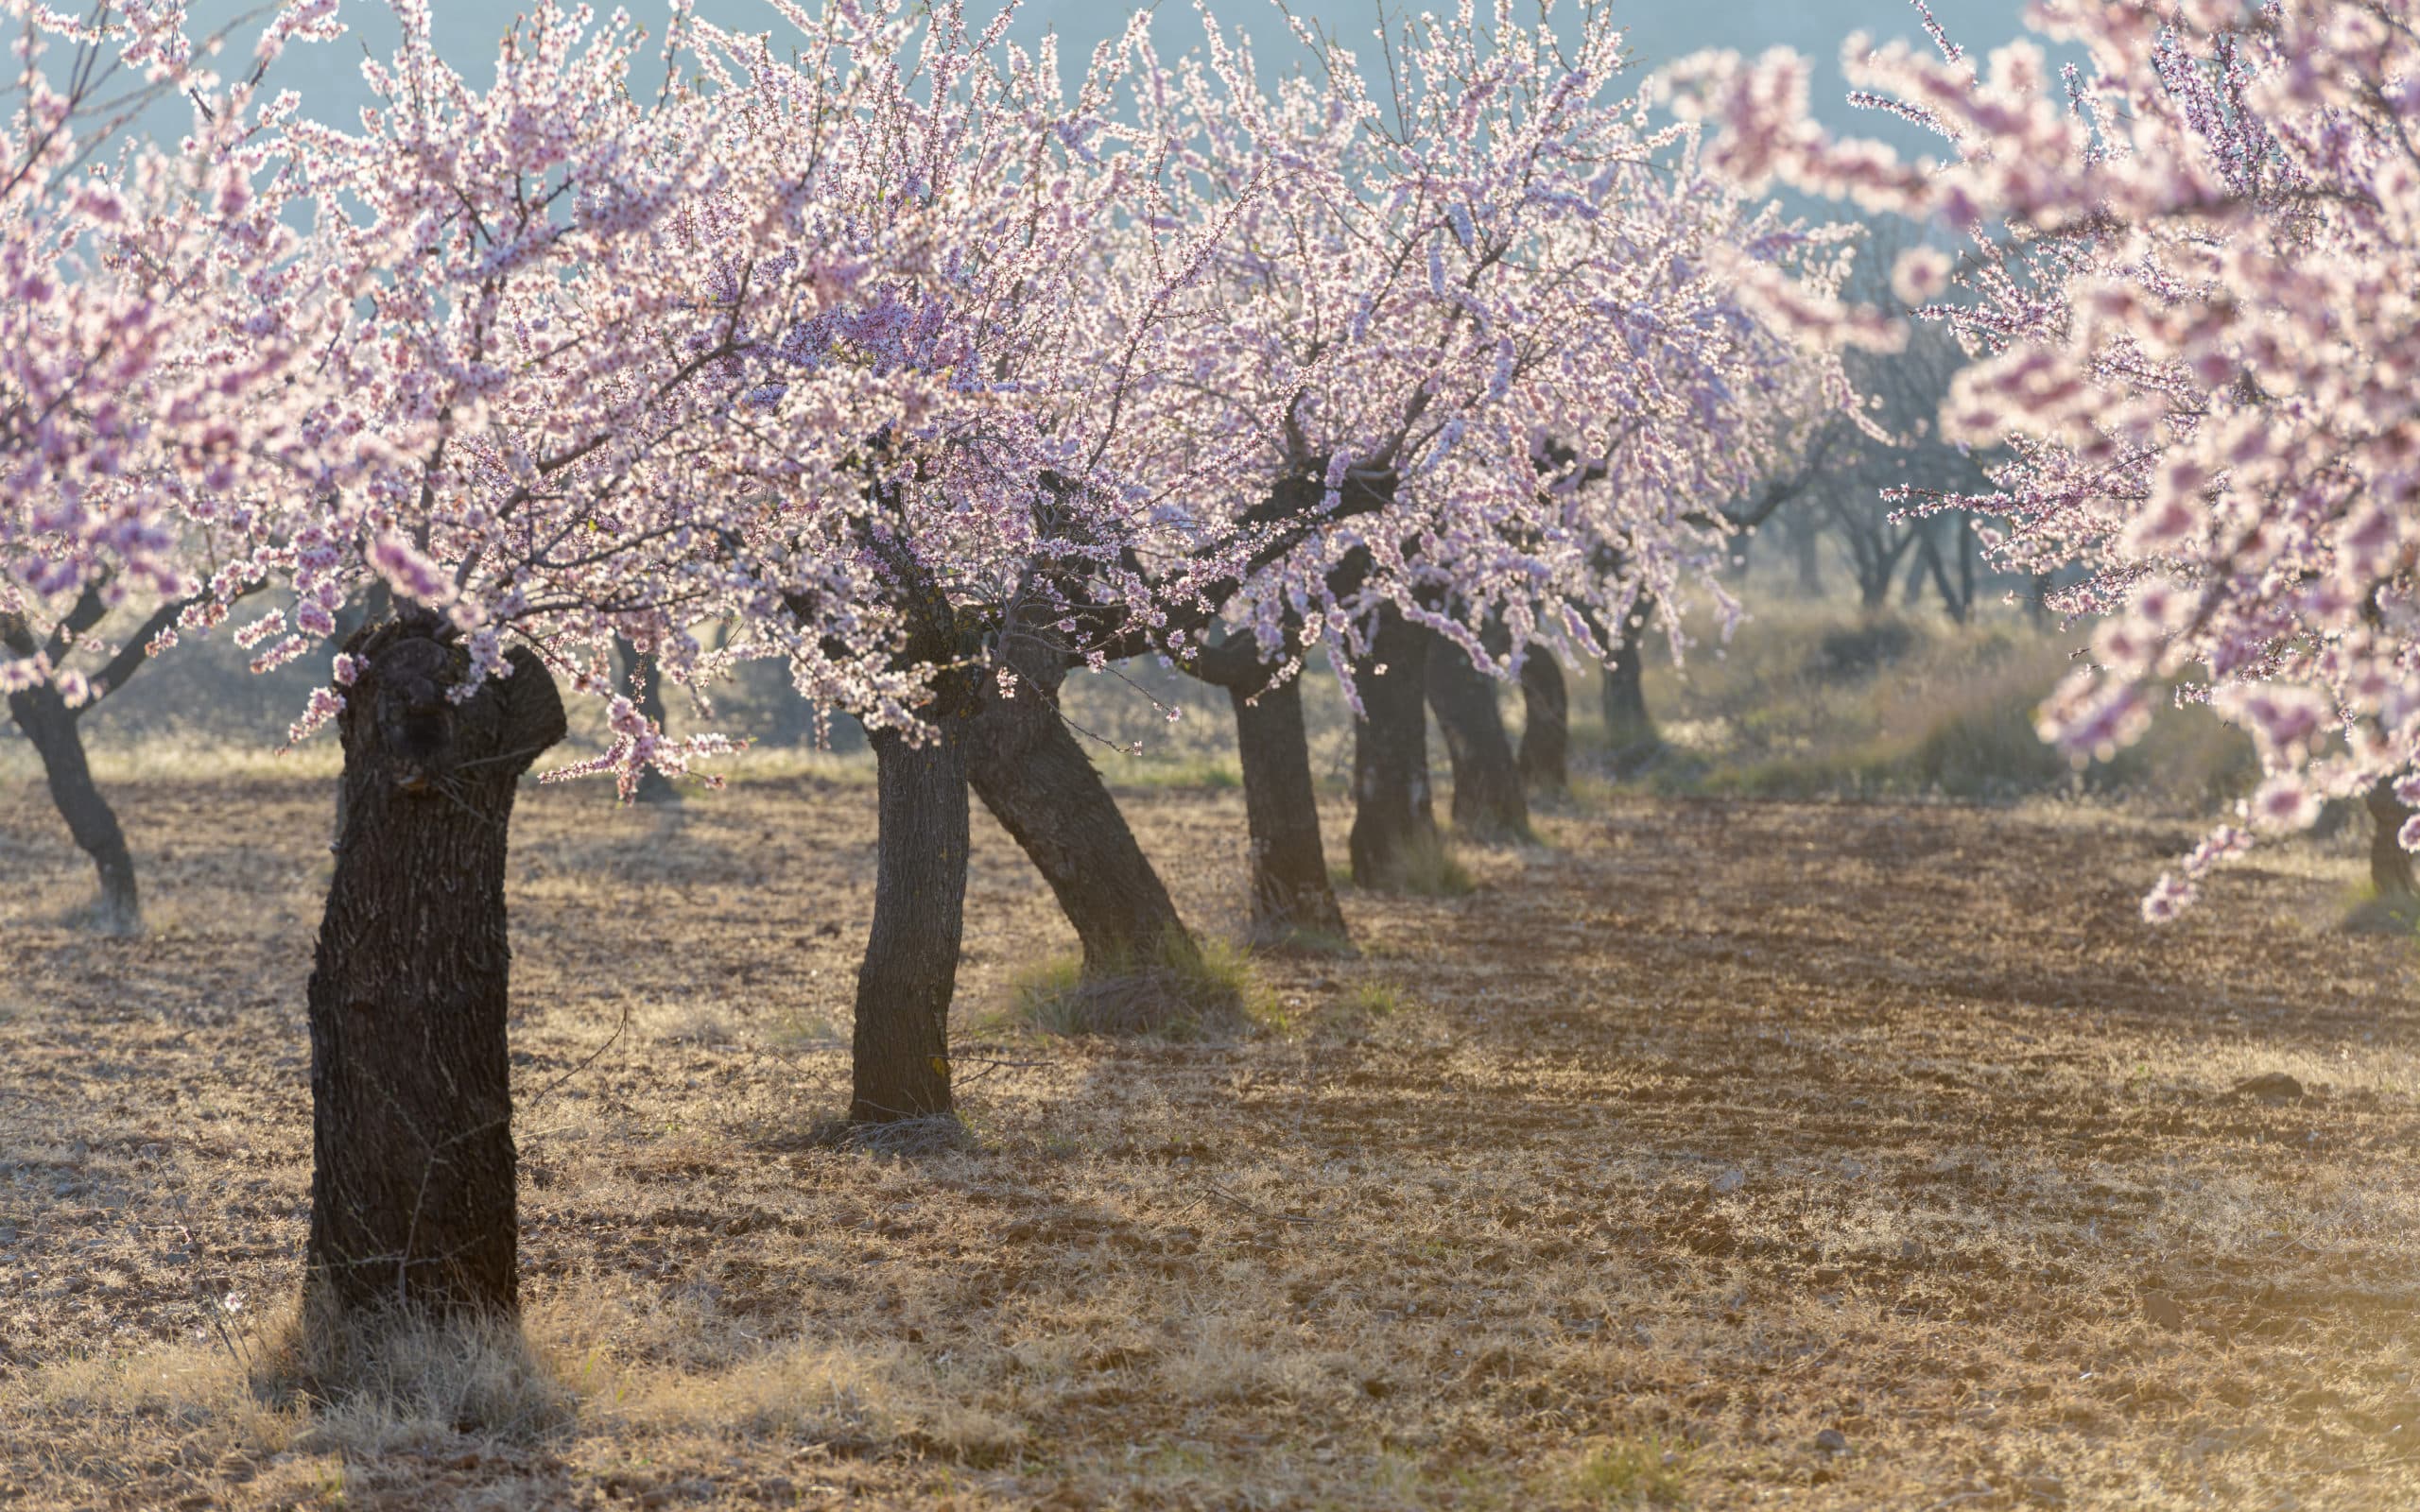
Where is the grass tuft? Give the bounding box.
[1010,934,1273,1040]
[805,1111,976,1157]
[1345,982,1404,1018]
[278,1297,577,1455]
[1362,831,1476,898]
[1554,1434,1694,1506]
[2340,889,2420,936]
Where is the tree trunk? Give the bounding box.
[1228,671,1349,943]
[1425,629,1529,840]
[1186,633,1350,947]
[962,636,1198,977]
[1901,538,1932,607]
[1603,604,1658,765]
[2366,778,2416,898]
[1348,603,1440,886]
[852,724,968,1124]
[306,615,566,1323]
[1517,653,1569,796]
[1789,507,1824,596]
[614,637,680,804]
[1917,529,1970,624]
[6,681,140,934]
[1955,514,1976,620]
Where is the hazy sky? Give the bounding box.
[161,0,2032,141]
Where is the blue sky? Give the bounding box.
[158,0,2030,142]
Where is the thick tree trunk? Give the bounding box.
[962,637,1197,976]
[1603,605,1658,765]
[306,616,566,1323]
[1187,633,1350,947]
[1425,629,1529,840]
[1517,653,1569,796]
[5,682,139,933]
[852,725,968,1124]
[614,637,680,804]
[2366,778,2416,899]
[1349,604,1440,886]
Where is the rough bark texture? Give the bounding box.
[306,615,566,1323]
[2366,778,2416,898]
[1349,603,1440,886]
[963,631,1197,976]
[1192,635,1350,944]
[614,637,680,804]
[6,680,139,933]
[1425,630,1529,839]
[853,724,969,1124]
[1517,653,1569,796]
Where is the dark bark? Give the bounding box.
[1348,603,1440,885]
[962,631,1198,977]
[852,724,968,1123]
[2366,778,2416,899]
[5,679,138,933]
[306,615,566,1323]
[1424,629,1529,840]
[1192,634,1350,944]
[1517,653,1569,796]
[1945,512,1964,619]
[613,637,680,804]
[1917,528,1972,623]
[1602,604,1658,763]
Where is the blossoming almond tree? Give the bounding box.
[1675,0,2420,917]
[670,0,1289,1089]
[1096,0,1858,927]
[0,0,344,931]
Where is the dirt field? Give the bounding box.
[3,770,2416,1510]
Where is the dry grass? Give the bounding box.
[1601,602,2262,812]
[1006,936,1272,1040]
[4,766,2418,1509]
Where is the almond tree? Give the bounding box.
[0,0,340,930]
[1105,0,1854,924]
[1677,0,2420,915]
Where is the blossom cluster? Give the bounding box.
[3,0,1854,794]
[1675,0,2420,915]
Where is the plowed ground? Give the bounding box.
[3,774,2416,1509]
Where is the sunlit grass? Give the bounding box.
[1007,933,1275,1039]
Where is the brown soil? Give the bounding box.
[3,773,2415,1509]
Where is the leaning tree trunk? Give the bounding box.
[1194,636,1350,945]
[1603,604,1659,765]
[5,682,139,933]
[1348,603,1440,886]
[962,635,1199,978]
[2365,777,2416,899]
[306,615,566,1324]
[1517,653,1569,796]
[613,637,680,804]
[852,724,969,1124]
[1425,628,1529,840]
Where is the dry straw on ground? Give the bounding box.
[3,769,2415,1509]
